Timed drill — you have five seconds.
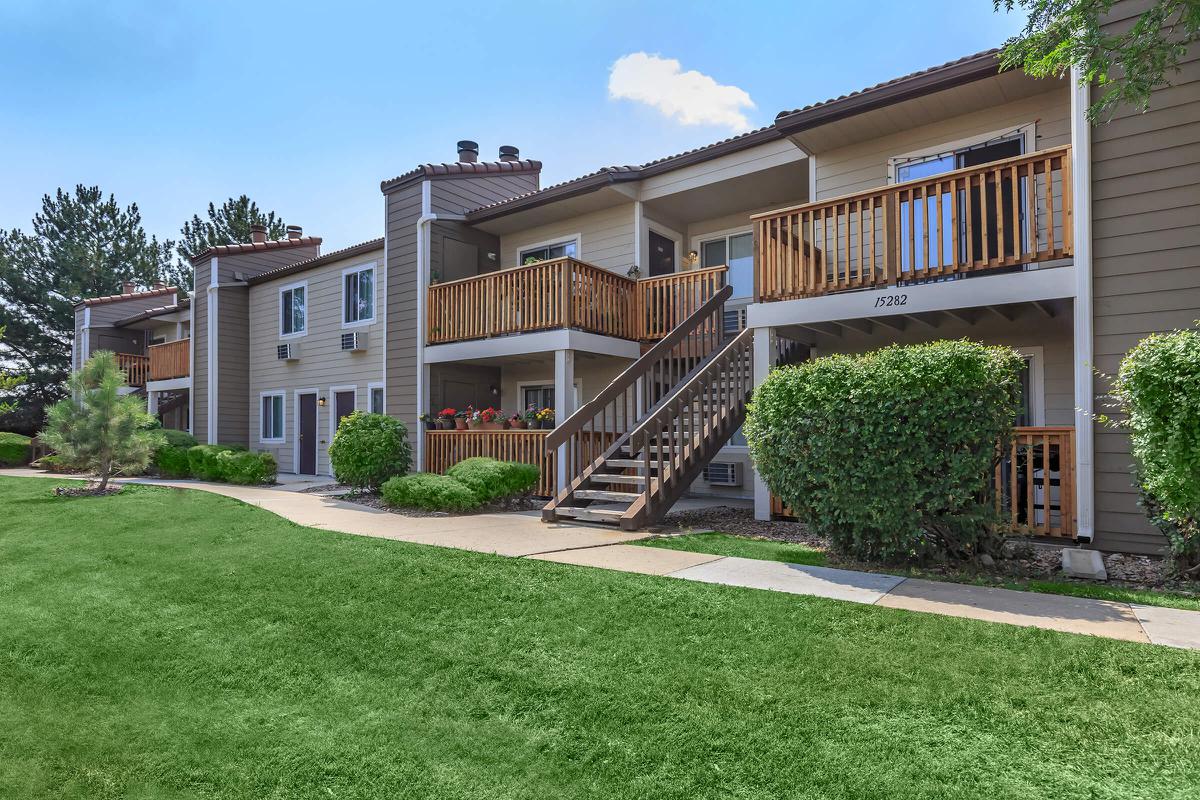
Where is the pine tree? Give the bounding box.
[0,326,24,416]
[40,351,163,490]
[177,195,288,262]
[0,185,175,433]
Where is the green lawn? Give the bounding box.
[2,476,1199,799]
[1005,579,1200,612]
[638,531,827,566]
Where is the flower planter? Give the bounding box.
[510,419,528,429]
[478,422,503,431]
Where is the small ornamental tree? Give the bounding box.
[1113,328,1200,573]
[745,340,1024,562]
[328,411,412,491]
[40,351,164,491]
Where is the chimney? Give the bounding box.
[250,223,267,244]
[456,140,479,163]
[152,281,166,291]
[286,225,303,240]
[498,145,520,163]
[121,281,137,295]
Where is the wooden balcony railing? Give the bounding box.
[425,430,557,497]
[753,145,1073,301]
[637,266,728,342]
[116,353,149,387]
[996,425,1075,539]
[148,339,189,381]
[427,258,728,345]
[427,257,638,344]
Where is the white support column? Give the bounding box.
[554,348,576,493]
[147,390,159,416]
[1070,64,1095,543]
[752,326,775,521]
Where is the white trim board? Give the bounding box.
[423,329,642,364]
[147,377,191,393]
[259,390,287,445]
[747,266,1076,329]
[206,256,218,444]
[341,261,378,329]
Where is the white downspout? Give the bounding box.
[1070,64,1095,544]
[206,256,219,445]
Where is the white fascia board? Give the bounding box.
[423,329,641,364]
[747,266,1077,329]
[146,377,191,393]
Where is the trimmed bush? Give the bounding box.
[160,429,198,449]
[0,431,31,466]
[154,445,193,478]
[446,457,539,503]
[381,473,480,512]
[187,445,238,481]
[745,340,1023,562]
[1114,328,1200,571]
[31,454,85,474]
[329,412,412,491]
[215,450,277,485]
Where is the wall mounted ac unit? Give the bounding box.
[703,462,743,487]
[276,343,300,361]
[341,331,368,352]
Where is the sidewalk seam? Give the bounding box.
[873,576,909,605]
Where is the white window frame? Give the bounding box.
[259,390,286,444]
[1014,346,1046,426]
[518,234,581,265]
[279,280,308,339]
[368,382,386,415]
[341,261,377,328]
[886,123,1037,184]
[693,226,755,303]
[517,380,581,411]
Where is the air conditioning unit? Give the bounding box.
[276,343,300,361]
[340,331,368,352]
[703,462,743,487]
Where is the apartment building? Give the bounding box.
[73,9,1197,555]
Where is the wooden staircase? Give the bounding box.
[543,285,761,530]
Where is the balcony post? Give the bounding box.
[560,258,573,330]
[752,326,775,521]
[554,348,576,493]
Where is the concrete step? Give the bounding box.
[574,488,641,503]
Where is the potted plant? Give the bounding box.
[478,407,503,430]
[437,408,457,430]
[465,406,482,430]
[509,411,527,429]
[535,407,555,429]
[454,410,468,430]
[418,412,436,430]
[626,264,642,280]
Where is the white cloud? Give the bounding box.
[607,52,755,132]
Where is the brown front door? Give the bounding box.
[298,393,318,475]
[334,391,356,432]
[648,231,676,276]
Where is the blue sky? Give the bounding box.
[0,1,1027,253]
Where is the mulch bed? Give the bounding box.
[53,484,123,498]
[334,491,544,518]
[664,505,1200,594]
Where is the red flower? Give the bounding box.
[439,408,456,417]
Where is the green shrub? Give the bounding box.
[329,412,411,491]
[745,340,1023,562]
[0,431,31,466]
[446,457,540,502]
[380,473,481,512]
[160,429,198,449]
[31,454,85,474]
[215,450,277,485]
[154,445,193,478]
[187,445,238,481]
[1115,328,1200,571]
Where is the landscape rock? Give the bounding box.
[1062,548,1108,581]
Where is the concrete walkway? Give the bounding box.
[5,469,1198,650]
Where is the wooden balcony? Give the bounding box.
[116,353,149,387]
[148,339,189,381]
[426,258,727,345]
[754,145,1073,302]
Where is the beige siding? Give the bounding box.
[498,355,632,415]
[1089,2,1200,554]
[499,203,636,272]
[248,247,386,474]
[814,86,1070,199]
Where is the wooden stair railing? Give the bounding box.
[543,285,732,519]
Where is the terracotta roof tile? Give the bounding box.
[380,159,543,194]
[188,235,323,264]
[78,286,178,308]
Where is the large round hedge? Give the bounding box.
[381,473,480,512]
[446,457,539,502]
[1115,328,1200,570]
[745,340,1023,562]
[328,412,411,491]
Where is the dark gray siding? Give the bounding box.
[193,260,210,441]
[384,183,424,445]
[1090,0,1200,553]
[216,287,250,445]
[429,173,539,216]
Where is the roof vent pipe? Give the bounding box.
[250,223,268,244]
[285,225,303,240]
[457,140,479,163]
[498,145,520,162]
